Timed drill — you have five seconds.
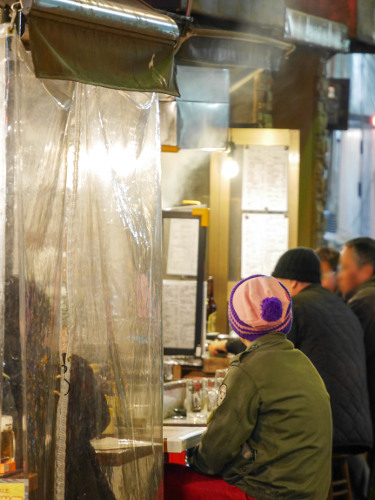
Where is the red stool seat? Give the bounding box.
[164,463,255,500]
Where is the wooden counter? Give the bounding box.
[202,356,230,374]
[92,438,162,467]
[171,356,230,379]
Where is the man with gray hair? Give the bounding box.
[339,237,375,498]
[273,247,372,500]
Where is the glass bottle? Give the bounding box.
[206,276,217,332]
[1,416,15,463]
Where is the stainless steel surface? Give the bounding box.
[163,415,208,426]
[159,100,178,148]
[160,65,229,149]
[177,101,229,149]
[177,26,294,69]
[164,379,187,419]
[190,0,286,30]
[176,64,230,102]
[284,8,350,52]
[146,0,285,31]
[24,0,179,39]
[164,379,188,391]
[163,355,203,367]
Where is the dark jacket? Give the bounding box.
[190,332,332,500]
[347,276,375,446]
[27,352,115,500]
[65,354,115,500]
[289,284,373,453]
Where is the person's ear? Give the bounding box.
[360,264,374,282]
[290,280,299,290]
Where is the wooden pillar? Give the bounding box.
[272,47,322,248]
[208,153,230,333]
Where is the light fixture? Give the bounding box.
[370,115,375,127]
[222,142,239,179]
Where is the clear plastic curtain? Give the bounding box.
[1,27,163,500]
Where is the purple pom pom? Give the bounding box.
[260,297,283,322]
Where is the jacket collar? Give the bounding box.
[233,332,287,363]
[296,283,322,294]
[346,275,375,301]
[249,331,287,347]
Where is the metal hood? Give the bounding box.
[148,0,351,54]
[176,27,294,70]
[284,8,349,52]
[146,0,293,71]
[22,0,180,94]
[147,0,286,31]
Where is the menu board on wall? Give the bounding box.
[242,145,289,212]
[166,218,199,276]
[241,213,289,278]
[162,279,197,349]
[0,480,28,500]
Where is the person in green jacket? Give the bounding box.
[165,275,333,500]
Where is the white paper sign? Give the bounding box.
[163,280,197,349]
[166,218,199,276]
[241,213,289,278]
[242,146,289,212]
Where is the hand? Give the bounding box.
[208,339,228,356]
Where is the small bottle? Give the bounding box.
[206,276,217,333]
[192,382,202,412]
[1,416,15,463]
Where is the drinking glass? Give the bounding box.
[185,379,207,420]
[206,378,218,413]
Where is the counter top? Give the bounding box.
[163,415,208,427]
[163,426,206,453]
[91,424,207,462]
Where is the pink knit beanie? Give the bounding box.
[228,275,292,341]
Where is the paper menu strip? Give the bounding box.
[166,218,199,277]
[0,480,28,500]
[242,145,289,212]
[163,280,197,349]
[241,213,289,278]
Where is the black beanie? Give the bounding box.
[272,248,321,284]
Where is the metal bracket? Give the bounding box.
[8,0,23,32]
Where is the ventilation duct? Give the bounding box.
[160,65,229,149]
[22,0,180,94]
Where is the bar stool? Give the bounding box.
[327,454,353,500]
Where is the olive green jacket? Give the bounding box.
[190,332,332,500]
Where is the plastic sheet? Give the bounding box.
[1,28,163,500]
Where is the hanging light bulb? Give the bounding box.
[222,156,239,178]
[222,142,239,179]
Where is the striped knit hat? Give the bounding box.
[228,275,292,341]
